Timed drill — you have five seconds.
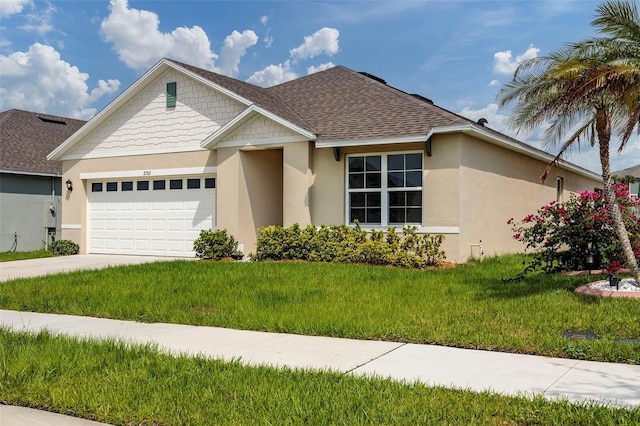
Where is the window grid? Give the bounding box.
[346,152,422,226]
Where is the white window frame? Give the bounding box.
[345,150,423,227]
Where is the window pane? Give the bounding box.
[388,172,404,188]
[349,157,364,173]
[389,191,405,207]
[350,192,365,208]
[350,208,365,223]
[121,181,133,191]
[405,171,422,187]
[365,156,381,171]
[349,173,364,189]
[367,208,381,224]
[407,208,422,223]
[405,153,422,170]
[170,179,183,190]
[187,178,200,189]
[91,182,103,192]
[388,154,404,170]
[106,182,117,192]
[153,180,165,190]
[204,178,216,188]
[389,208,405,224]
[406,191,422,206]
[137,181,149,191]
[365,173,381,188]
[367,192,381,207]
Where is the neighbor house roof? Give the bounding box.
[613,164,640,179]
[0,109,86,176]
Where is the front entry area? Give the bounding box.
[87,175,215,257]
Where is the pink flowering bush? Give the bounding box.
[508,183,640,272]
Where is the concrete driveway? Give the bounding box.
[0,254,183,282]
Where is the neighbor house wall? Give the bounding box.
[0,173,61,251]
[458,135,602,262]
[60,151,216,253]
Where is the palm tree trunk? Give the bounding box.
[597,118,640,283]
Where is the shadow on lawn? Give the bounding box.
[473,272,605,300]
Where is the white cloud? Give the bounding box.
[493,45,539,75]
[459,103,516,137]
[19,2,55,35]
[307,62,335,75]
[489,79,500,87]
[217,30,258,77]
[260,15,268,25]
[246,60,297,87]
[100,0,217,71]
[290,27,339,60]
[264,35,273,48]
[0,0,31,18]
[0,43,120,119]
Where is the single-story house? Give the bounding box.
[48,58,601,262]
[0,109,86,251]
[613,165,640,198]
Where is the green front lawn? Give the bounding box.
[1,255,638,363]
[0,249,55,262]
[2,329,638,425]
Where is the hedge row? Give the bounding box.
[253,223,445,268]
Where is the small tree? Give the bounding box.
[508,183,640,272]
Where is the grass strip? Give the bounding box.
[1,255,638,363]
[1,329,638,425]
[0,249,55,262]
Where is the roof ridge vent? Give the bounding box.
[358,72,387,85]
[410,93,434,105]
[38,117,67,125]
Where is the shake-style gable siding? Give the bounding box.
[63,69,246,159]
[224,115,302,143]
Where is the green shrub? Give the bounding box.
[254,223,445,268]
[48,239,79,256]
[193,229,243,260]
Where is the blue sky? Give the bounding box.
[1,0,638,174]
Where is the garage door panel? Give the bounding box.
[88,176,215,257]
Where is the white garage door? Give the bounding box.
[88,176,215,257]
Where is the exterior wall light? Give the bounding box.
[66,179,73,191]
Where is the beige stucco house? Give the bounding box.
[48,58,601,262]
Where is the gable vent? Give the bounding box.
[38,117,66,125]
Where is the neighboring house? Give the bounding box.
[613,164,640,199]
[0,109,86,251]
[48,58,601,262]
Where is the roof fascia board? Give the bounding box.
[429,124,601,181]
[315,134,428,148]
[201,104,316,149]
[0,169,61,178]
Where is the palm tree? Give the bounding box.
[497,0,639,283]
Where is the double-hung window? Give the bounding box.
[347,152,423,226]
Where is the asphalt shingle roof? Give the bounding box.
[613,164,640,179]
[169,60,471,142]
[0,109,86,175]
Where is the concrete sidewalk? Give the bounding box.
[0,254,183,282]
[1,309,639,426]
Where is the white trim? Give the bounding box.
[201,104,315,149]
[357,226,459,234]
[80,166,217,180]
[316,134,427,149]
[219,136,309,149]
[59,146,208,161]
[61,224,81,230]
